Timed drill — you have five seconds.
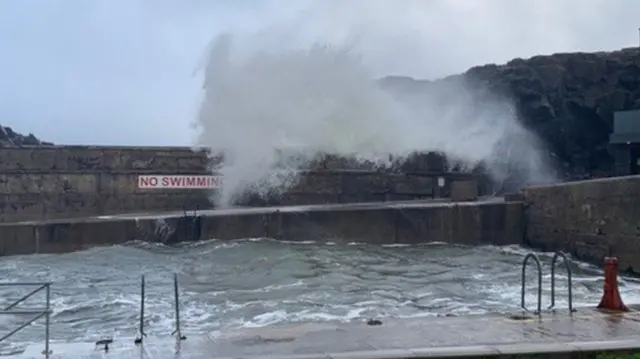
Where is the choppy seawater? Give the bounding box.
[1,239,640,355]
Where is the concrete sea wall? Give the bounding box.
[0,200,523,256]
[522,175,640,274]
[0,146,477,223]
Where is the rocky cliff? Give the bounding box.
[0,125,51,147]
[381,47,640,180]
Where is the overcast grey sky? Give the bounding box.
[0,0,637,145]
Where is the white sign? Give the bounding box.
[437,177,446,188]
[138,175,222,189]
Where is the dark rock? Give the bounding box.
[379,47,640,181]
[0,125,50,147]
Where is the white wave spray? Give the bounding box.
[194,32,556,206]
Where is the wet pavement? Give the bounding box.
[13,306,640,358]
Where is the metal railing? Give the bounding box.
[0,282,52,358]
[0,275,188,355]
[135,274,186,345]
[520,251,576,315]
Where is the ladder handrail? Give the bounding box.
[521,253,543,314]
[182,206,200,242]
[0,282,51,358]
[135,274,186,344]
[548,251,576,312]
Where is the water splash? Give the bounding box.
[195,31,556,205]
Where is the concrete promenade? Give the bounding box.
[14,306,640,358]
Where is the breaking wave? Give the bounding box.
[194,31,556,205]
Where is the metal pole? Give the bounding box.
[140,276,145,336]
[521,260,526,310]
[44,284,50,358]
[549,260,556,309]
[172,274,186,340]
[567,263,574,312]
[536,259,542,314]
[137,275,146,342]
[174,274,180,337]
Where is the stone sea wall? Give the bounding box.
[0,146,212,222]
[0,146,477,223]
[522,175,640,274]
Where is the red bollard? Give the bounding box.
[597,257,629,312]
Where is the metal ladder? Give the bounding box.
[182,206,201,242]
[134,273,187,345]
[0,282,52,358]
[521,251,575,314]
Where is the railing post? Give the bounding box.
[521,253,543,314]
[171,274,186,341]
[548,251,576,312]
[44,284,50,358]
[135,275,146,344]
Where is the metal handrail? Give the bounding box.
[0,282,52,358]
[548,251,576,312]
[521,253,543,314]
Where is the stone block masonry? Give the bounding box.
[522,175,640,274]
[0,146,477,223]
[0,146,213,222]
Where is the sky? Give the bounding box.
[0,0,638,146]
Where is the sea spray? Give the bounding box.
[195,35,421,205]
[381,76,557,193]
[194,33,556,205]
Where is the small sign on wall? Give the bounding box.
[138,175,222,189]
